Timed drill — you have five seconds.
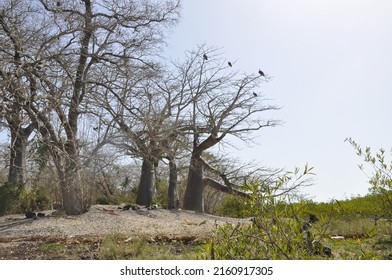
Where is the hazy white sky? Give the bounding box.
[164,0,392,201]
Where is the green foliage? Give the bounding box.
[338,194,387,219]
[218,195,249,218]
[212,190,392,260]
[210,219,310,260]
[320,218,392,260]
[0,182,51,215]
[94,196,111,205]
[0,182,23,215]
[18,187,51,212]
[91,171,138,206]
[301,194,388,222]
[152,179,168,207]
[287,195,392,259]
[211,166,329,259]
[346,138,392,217]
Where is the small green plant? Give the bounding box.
[98,233,130,259]
[38,242,67,254]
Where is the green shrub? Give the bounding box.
[152,179,168,207]
[346,138,392,218]
[217,195,249,218]
[210,166,331,260]
[18,187,51,212]
[95,196,111,205]
[0,182,23,215]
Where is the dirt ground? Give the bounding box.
[0,205,248,259]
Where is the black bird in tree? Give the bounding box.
[228,61,232,67]
[258,69,265,76]
[253,92,258,97]
[203,53,208,60]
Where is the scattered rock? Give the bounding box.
[119,204,141,211]
[122,205,132,210]
[131,204,140,211]
[25,211,37,219]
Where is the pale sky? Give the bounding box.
[164,0,392,202]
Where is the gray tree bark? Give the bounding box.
[168,159,178,209]
[8,127,28,185]
[136,158,156,207]
[7,114,35,186]
[183,152,204,212]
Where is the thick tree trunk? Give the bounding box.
[50,139,84,215]
[57,154,84,215]
[168,159,178,209]
[183,152,204,212]
[59,172,83,215]
[7,121,35,186]
[136,158,156,206]
[8,129,27,186]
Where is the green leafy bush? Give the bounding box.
[210,166,331,259]
[0,182,23,215]
[346,138,392,218]
[18,187,51,212]
[218,195,250,218]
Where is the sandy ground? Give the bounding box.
[0,204,249,241]
[0,205,251,259]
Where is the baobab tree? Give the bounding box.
[167,46,280,212]
[0,0,181,214]
[103,45,280,211]
[0,84,36,186]
[94,66,191,207]
[0,5,39,186]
